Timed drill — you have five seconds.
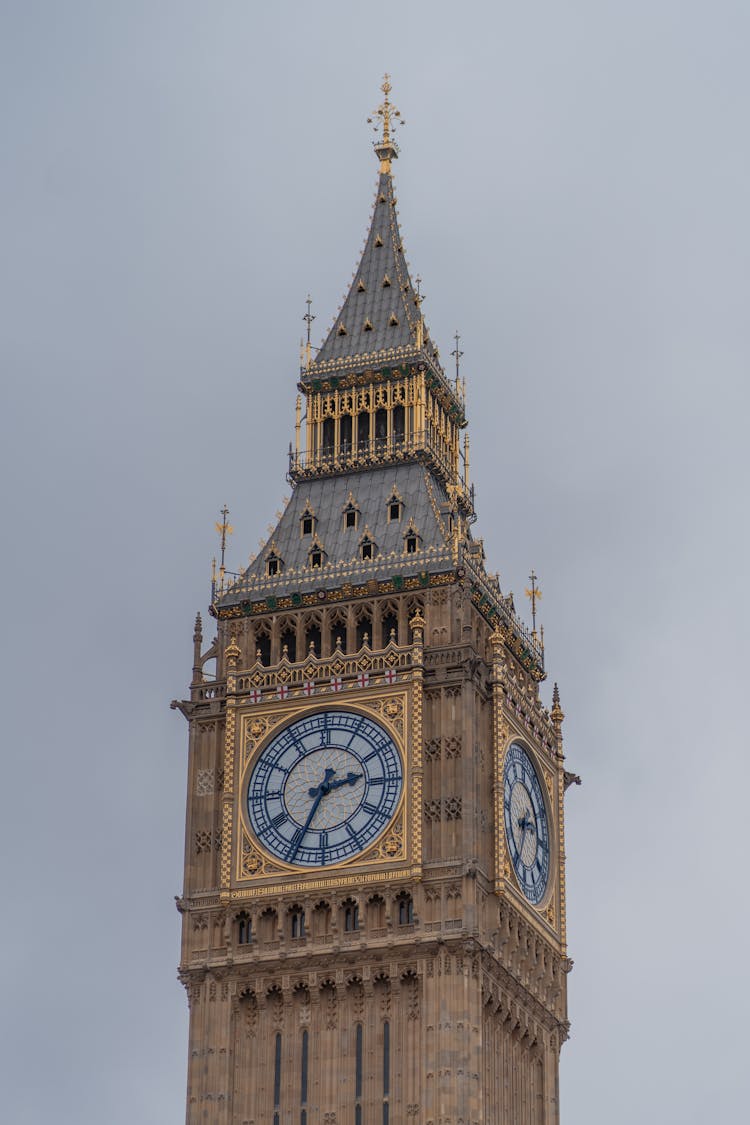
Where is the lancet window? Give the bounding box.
[343,899,360,932]
[396,893,414,925]
[236,912,252,945]
[289,906,306,939]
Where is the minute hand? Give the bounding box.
[286,769,335,863]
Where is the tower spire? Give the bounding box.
[368,73,403,173]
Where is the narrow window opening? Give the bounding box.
[398,895,414,925]
[355,1022,363,1124]
[280,628,297,663]
[356,616,372,649]
[302,516,314,535]
[361,540,374,561]
[382,612,398,645]
[310,549,322,569]
[344,902,360,932]
[267,554,283,577]
[358,412,370,448]
[301,1029,309,1112]
[393,403,405,438]
[304,623,321,656]
[406,534,418,554]
[375,407,387,443]
[383,1019,390,1122]
[273,1032,282,1112]
[389,501,401,521]
[322,417,334,455]
[237,914,252,944]
[256,633,271,666]
[345,508,357,529]
[291,909,305,939]
[340,414,352,452]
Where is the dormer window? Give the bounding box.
[266,552,283,577]
[300,505,316,537]
[403,519,421,555]
[359,534,377,561]
[386,486,403,522]
[305,532,326,570]
[345,509,357,529]
[363,319,374,332]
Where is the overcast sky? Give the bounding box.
[2,2,749,1121]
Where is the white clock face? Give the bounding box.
[503,742,551,905]
[247,710,403,867]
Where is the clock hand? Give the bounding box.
[517,822,528,862]
[288,769,337,863]
[327,771,362,791]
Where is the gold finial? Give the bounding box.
[303,295,315,371]
[551,682,565,727]
[451,331,464,396]
[225,634,241,667]
[215,504,234,571]
[409,609,426,638]
[368,74,404,173]
[524,570,542,637]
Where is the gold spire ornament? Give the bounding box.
[525,569,542,636]
[368,74,404,173]
[215,504,234,570]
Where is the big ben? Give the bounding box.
[173,78,574,1124]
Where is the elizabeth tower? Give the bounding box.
[173,80,574,1124]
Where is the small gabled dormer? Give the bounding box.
[342,493,360,531]
[386,486,403,522]
[300,502,317,538]
[403,518,422,555]
[358,526,378,561]
[265,546,284,577]
[308,536,327,570]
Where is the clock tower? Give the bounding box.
[173,78,574,1124]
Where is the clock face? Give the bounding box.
[503,742,551,906]
[247,709,403,867]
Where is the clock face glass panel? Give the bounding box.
[503,742,551,905]
[247,710,403,867]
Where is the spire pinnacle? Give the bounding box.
[368,74,404,173]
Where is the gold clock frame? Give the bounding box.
[222,678,423,901]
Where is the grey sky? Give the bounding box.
[1,1,748,1121]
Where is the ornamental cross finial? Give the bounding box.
[451,330,464,391]
[368,74,404,172]
[303,294,315,370]
[524,569,542,635]
[215,504,234,570]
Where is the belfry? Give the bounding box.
[173,77,574,1124]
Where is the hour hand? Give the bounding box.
[328,771,363,792]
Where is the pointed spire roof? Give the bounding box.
[304,78,443,382]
